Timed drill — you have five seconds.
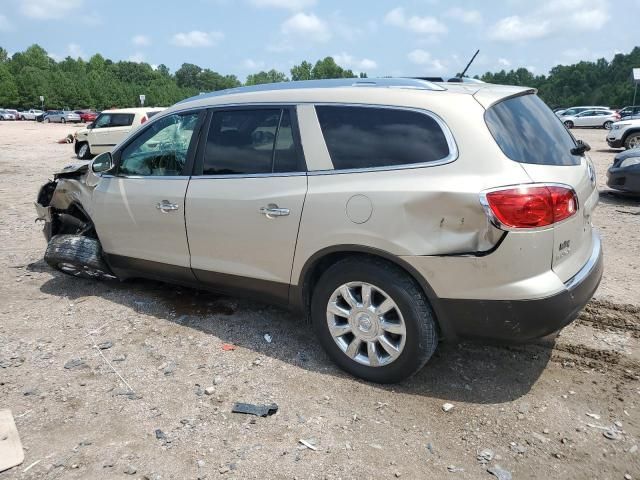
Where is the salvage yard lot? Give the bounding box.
[0,121,639,479]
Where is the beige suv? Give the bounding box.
[74,107,165,159]
[35,79,603,383]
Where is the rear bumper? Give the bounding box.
[434,232,603,342]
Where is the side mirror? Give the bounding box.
[91,152,113,174]
[86,122,94,129]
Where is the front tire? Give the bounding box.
[624,133,640,150]
[61,118,66,124]
[311,258,438,383]
[44,235,115,281]
[564,120,574,129]
[76,142,91,160]
[44,118,49,123]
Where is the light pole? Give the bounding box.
[40,95,44,111]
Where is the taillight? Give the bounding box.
[141,116,147,124]
[483,185,578,229]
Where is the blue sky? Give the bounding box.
[0,0,638,81]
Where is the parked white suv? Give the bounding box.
[74,107,165,159]
[35,79,603,383]
[607,118,640,149]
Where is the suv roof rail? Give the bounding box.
[178,77,445,104]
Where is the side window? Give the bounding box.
[111,114,134,127]
[93,114,111,128]
[203,109,301,175]
[315,106,450,170]
[118,113,199,177]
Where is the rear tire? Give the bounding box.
[310,257,438,383]
[603,121,613,130]
[61,118,66,124]
[624,133,640,150]
[564,120,574,129]
[44,118,49,123]
[45,235,115,281]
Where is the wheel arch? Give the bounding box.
[293,245,456,340]
[622,128,640,145]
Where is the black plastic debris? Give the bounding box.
[231,402,278,417]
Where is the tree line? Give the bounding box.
[0,44,638,110]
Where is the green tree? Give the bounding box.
[245,69,288,85]
[311,57,356,79]
[290,60,313,81]
[0,62,18,105]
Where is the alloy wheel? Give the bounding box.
[326,282,407,367]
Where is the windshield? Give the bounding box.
[485,94,581,166]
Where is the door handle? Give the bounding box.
[259,204,290,219]
[156,200,179,213]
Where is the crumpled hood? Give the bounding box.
[53,161,91,177]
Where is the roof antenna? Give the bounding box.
[458,49,480,79]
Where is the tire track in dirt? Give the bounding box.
[576,299,640,338]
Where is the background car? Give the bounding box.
[618,105,640,118]
[19,109,43,120]
[74,107,165,159]
[555,105,610,116]
[561,109,619,129]
[607,117,640,149]
[0,109,17,120]
[607,148,640,195]
[74,110,99,123]
[43,111,81,124]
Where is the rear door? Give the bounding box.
[185,106,307,303]
[90,113,135,153]
[484,93,598,282]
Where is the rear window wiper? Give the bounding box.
[570,140,591,156]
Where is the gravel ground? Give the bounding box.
[0,121,639,480]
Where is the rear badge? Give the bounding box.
[556,240,571,261]
[587,161,596,187]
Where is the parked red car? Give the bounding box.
[74,110,99,123]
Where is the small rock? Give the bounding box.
[614,421,623,428]
[442,403,454,412]
[487,465,512,480]
[97,341,113,350]
[426,442,435,454]
[155,429,166,440]
[447,465,464,473]
[124,465,137,475]
[586,413,601,420]
[197,460,205,468]
[543,428,550,434]
[624,474,632,480]
[477,448,494,463]
[603,430,621,441]
[629,445,638,454]
[163,361,176,375]
[204,386,215,395]
[264,334,272,343]
[253,358,262,366]
[64,358,87,369]
[213,376,222,385]
[219,466,230,474]
[510,442,526,454]
[112,354,127,362]
[394,472,401,478]
[23,387,39,396]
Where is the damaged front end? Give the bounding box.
[35,161,100,242]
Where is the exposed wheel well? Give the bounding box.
[298,249,449,338]
[622,128,640,143]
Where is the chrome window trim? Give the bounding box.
[307,103,459,175]
[478,182,580,232]
[100,174,189,180]
[191,172,307,180]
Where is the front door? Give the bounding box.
[93,111,204,282]
[185,107,307,303]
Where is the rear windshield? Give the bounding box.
[485,94,581,166]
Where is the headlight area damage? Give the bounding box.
[34,162,98,242]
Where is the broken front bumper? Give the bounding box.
[34,202,54,241]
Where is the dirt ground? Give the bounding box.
[0,121,639,480]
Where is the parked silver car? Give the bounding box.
[43,110,81,124]
[561,109,619,129]
[555,106,610,116]
[34,78,603,383]
[0,109,17,120]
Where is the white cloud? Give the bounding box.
[243,58,265,70]
[407,49,446,73]
[171,30,224,47]
[281,12,331,42]
[249,0,315,10]
[0,14,12,31]
[20,0,83,19]
[67,43,86,59]
[498,57,511,67]
[384,7,447,35]
[445,7,482,24]
[128,52,146,63]
[489,0,610,43]
[333,52,377,71]
[132,35,151,47]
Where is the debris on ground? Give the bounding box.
[442,403,454,412]
[204,386,215,395]
[221,343,236,351]
[63,358,87,369]
[487,464,512,480]
[477,448,494,463]
[0,410,24,473]
[298,439,318,451]
[231,402,278,417]
[586,412,601,420]
[56,134,74,144]
[96,340,113,350]
[447,465,464,473]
